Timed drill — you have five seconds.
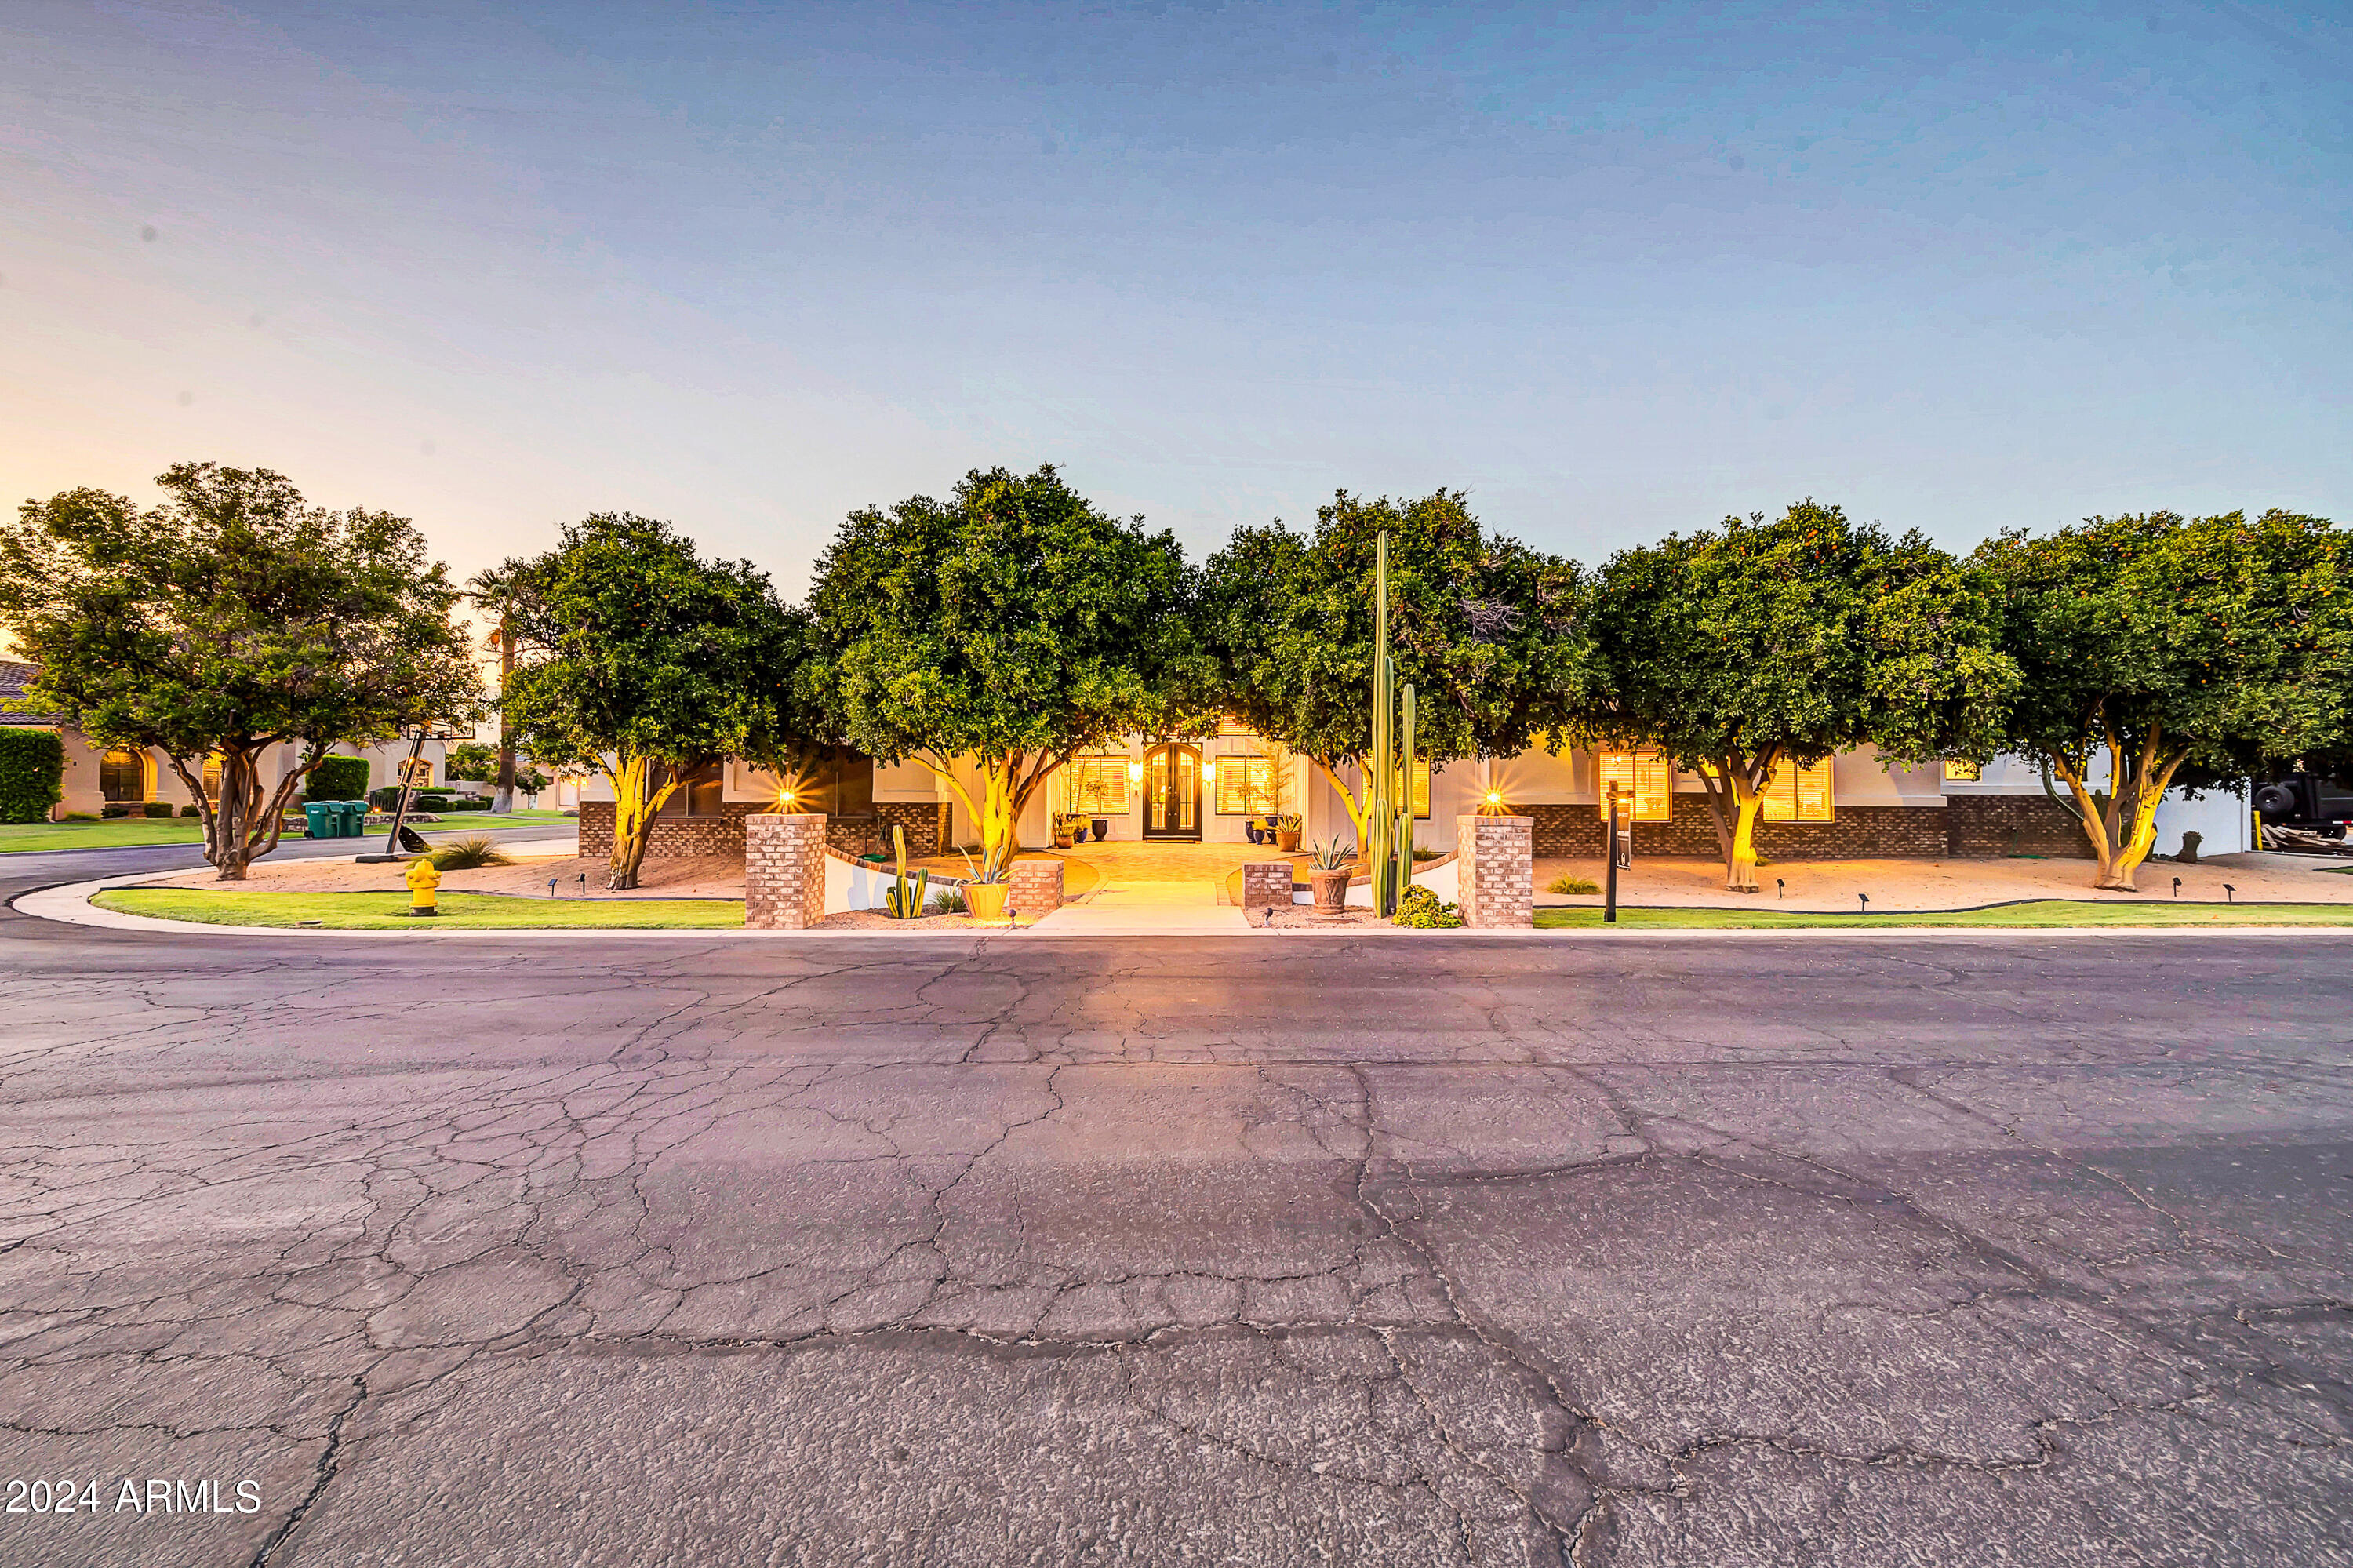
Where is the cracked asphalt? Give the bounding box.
[2,847,2350,1566]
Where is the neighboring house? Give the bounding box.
[573,726,2255,863]
[0,660,449,819]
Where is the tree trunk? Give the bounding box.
[1311,758,1370,858]
[606,755,678,891]
[978,760,1019,880]
[2053,741,2182,893]
[212,747,259,881]
[491,622,516,814]
[1693,750,1773,892]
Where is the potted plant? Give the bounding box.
[1244,820,1264,845]
[1306,837,1352,914]
[963,871,1009,920]
[959,844,1011,920]
[1052,813,1076,849]
[1274,813,1303,852]
[1090,817,1109,842]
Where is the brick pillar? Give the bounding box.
[1007,857,1065,919]
[1240,861,1294,909]
[745,813,828,930]
[1457,813,1533,929]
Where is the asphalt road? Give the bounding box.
[2,842,2349,1566]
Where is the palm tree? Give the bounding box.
[465,561,526,813]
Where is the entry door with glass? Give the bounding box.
[1141,743,1201,839]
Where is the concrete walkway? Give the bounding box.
[1033,841,1272,933]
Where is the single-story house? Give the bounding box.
[573,725,2255,864]
[0,660,450,819]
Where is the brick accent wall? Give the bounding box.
[1240,861,1294,909]
[1008,858,1065,916]
[1457,813,1533,929]
[877,802,950,859]
[1944,794,2097,858]
[1527,800,1962,860]
[745,813,828,930]
[578,799,899,860]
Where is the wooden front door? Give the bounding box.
[1141,743,1201,839]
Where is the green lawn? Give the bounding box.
[95,889,742,930]
[0,817,209,851]
[1533,900,2353,930]
[1,809,572,854]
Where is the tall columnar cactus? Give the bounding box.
[1367,532,1418,917]
[885,824,930,919]
[1394,679,1416,908]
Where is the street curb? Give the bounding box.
[18,872,2353,943]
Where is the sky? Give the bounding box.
[2,0,2346,605]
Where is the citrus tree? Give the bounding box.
[496,514,815,889]
[1591,501,2016,891]
[1198,489,1597,853]
[1980,509,2351,890]
[804,465,1202,877]
[0,463,482,878]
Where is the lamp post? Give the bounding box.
[1605,783,1621,924]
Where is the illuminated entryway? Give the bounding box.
[1140,742,1200,840]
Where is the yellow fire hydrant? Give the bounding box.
[404,856,442,917]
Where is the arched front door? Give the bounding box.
[1141,743,1201,840]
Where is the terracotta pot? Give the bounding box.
[1308,868,1349,913]
[1053,831,1074,849]
[1275,829,1301,852]
[964,882,1009,920]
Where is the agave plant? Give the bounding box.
[1275,813,1304,833]
[1307,836,1354,871]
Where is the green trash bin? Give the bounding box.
[304,801,333,839]
[336,800,368,838]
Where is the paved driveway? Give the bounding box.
[1,883,2348,1565]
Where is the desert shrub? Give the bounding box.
[0,729,65,823]
[426,835,511,871]
[1546,874,1600,895]
[1410,844,1446,862]
[1393,885,1465,928]
[306,755,373,802]
[926,887,966,915]
[142,801,175,818]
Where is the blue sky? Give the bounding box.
[2,0,2344,597]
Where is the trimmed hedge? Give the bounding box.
[307,755,373,802]
[0,729,65,823]
[142,801,175,819]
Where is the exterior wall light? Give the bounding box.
[1129,759,1144,784]
[1481,788,1509,814]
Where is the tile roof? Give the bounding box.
[0,660,53,726]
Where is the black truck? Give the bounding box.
[2254,772,2353,840]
